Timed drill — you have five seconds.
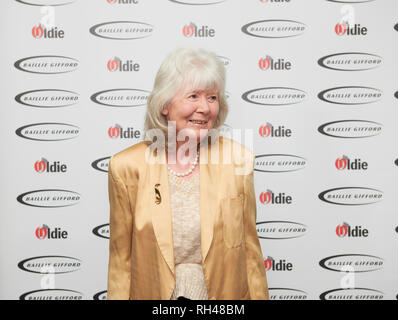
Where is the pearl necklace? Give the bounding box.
[167,151,199,177]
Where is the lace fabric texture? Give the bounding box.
[168,171,209,300]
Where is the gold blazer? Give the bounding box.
[107,136,269,300]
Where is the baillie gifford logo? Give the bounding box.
[264,256,293,271]
[107,57,140,72]
[335,155,368,171]
[31,24,65,39]
[108,124,141,139]
[258,55,292,71]
[259,123,292,138]
[35,224,68,240]
[259,189,293,205]
[34,158,67,173]
[182,22,215,37]
[335,22,368,36]
[336,222,369,238]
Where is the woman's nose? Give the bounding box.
[196,95,210,113]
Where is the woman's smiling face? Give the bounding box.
[161,84,220,143]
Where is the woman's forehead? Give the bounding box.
[180,84,218,94]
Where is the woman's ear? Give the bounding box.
[161,104,169,116]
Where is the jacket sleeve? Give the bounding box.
[243,152,269,300]
[107,156,134,300]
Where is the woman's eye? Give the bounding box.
[209,96,217,101]
[189,94,197,99]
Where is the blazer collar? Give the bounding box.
[148,137,221,277]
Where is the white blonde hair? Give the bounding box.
[144,47,228,138]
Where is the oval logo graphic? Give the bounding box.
[318,52,382,71]
[15,89,79,108]
[216,55,231,67]
[269,288,309,300]
[93,290,107,300]
[318,86,382,105]
[14,55,79,74]
[256,221,307,239]
[169,0,226,4]
[91,157,110,173]
[15,0,76,5]
[17,189,81,208]
[18,256,82,274]
[89,21,154,40]
[318,120,382,138]
[320,288,384,300]
[327,0,376,3]
[242,87,307,106]
[255,154,306,172]
[318,187,383,206]
[15,123,80,141]
[90,89,149,107]
[319,254,384,273]
[92,223,109,239]
[20,289,83,300]
[242,20,307,38]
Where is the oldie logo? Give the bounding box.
[91,89,149,107]
[17,189,81,208]
[17,256,82,274]
[182,22,215,37]
[335,155,368,171]
[256,221,307,239]
[15,0,76,6]
[336,222,369,238]
[34,158,67,173]
[334,22,367,36]
[14,55,79,74]
[20,289,83,300]
[242,20,307,38]
[259,189,292,205]
[318,52,382,71]
[91,157,110,173]
[318,86,382,105]
[16,123,80,141]
[35,225,68,239]
[264,256,293,271]
[269,288,309,300]
[92,224,110,239]
[259,123,292,138]
[320,288,383,300]
[15,89,79,108]
[107,57,140,72]
[108,124,141,139]
[318,187,382,205]
[319,254,384,272]
[258,55,292,71]
[31,24,65,39]
[242,87,306,106]
[255,154,306,172]
[169,0,226,4]
[89,21,154,40]
[107,0,139,4]
[318,120,382,138]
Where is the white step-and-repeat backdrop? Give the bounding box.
[1,0,397,300]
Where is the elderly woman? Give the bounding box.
[107,47,269,300]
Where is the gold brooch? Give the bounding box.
[155,183,161,204]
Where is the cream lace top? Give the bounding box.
[168,170,209,300]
